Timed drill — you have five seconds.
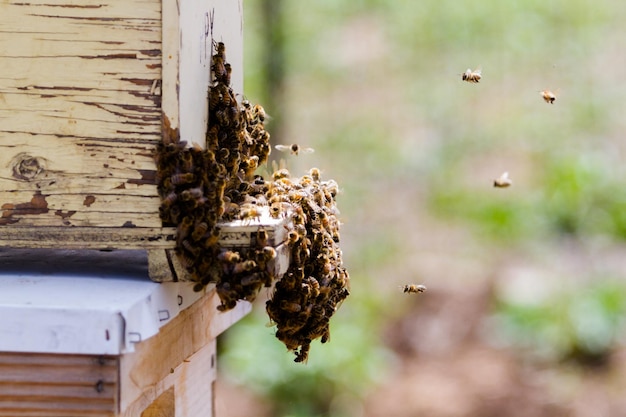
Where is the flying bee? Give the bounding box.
[493,171,513,188]
[403,284,427,294]
[539,89,556,104]
[275,144,315,156]
[462,67,481,83]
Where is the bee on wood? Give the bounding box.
[275,144,315,156]
[493,171,513,188]
[214,41,226,59]
[539,89,556,104]
[462,67,481,83]
[403,284,427,294]
[239,205,262,224]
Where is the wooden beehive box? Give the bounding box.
[0,249,251,417]
[0,0,279,282]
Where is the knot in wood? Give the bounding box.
[12,153,46,181]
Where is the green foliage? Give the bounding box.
[224,0,626,413]
[220,292,394,417]
[490,280,626,366]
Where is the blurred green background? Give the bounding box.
[217,1,626,416]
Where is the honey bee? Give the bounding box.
[191,221,209,241]
[309,167,321,182]
[232,260,257,274]
[294,342,310,363]
[462,67,481,83]
[253,104,266,122]
[239,205,261,224]
[539,89,556,104]
[214,41,226,59]
[403,284,427,294]
[287,229,301,245]
[493,171,513,188]
[280,300,302,313]
[275,144,315,156]
[240,272,265,286]
[171,172,195,185]
[217,250,241,263]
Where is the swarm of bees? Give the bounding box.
[265,168,349,362]
[155,41,349,363]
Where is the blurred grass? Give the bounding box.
[220,0,626,415]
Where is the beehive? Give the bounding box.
[0,248,251,417]
[0,0,264,282]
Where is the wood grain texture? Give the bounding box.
[0,353,119,417]
[119,289,246,415]
[0,0,162,230]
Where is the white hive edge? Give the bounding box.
[0,248,204,355]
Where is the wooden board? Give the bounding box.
[0,353,119,417]
[0,0,244,244]
[119,288,248,416]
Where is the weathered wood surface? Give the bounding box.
[0,0,244,237]
[119,288,248,416]
[0,0,162,229]
[0,353,119,417]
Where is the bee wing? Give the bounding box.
[274,144,290,152]
[301,147,315,154]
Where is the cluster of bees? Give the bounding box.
[155,41,274,310]
[155,41,349,362]
[265,168,350,362]
[461,67,557,188]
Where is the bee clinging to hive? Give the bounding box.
[155,40,349,364]
[462,67,482,83]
